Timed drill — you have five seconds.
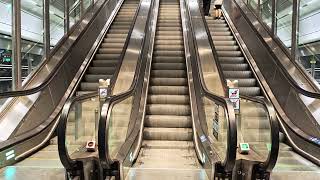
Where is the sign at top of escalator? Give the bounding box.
[228,88,239,99]
[228,88,240,110]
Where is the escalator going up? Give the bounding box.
[125,0,206,179]
[205,8,320,178]
[0,1,140,179]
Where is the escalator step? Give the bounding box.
[100,43,125,48]
[145,115,192,128]
[98,48,123,54]
[150,78,187,86]
[92,60,118,67]
[146,104,191,116]
[215,45,239,51]
[151,70,186,78]
[152,63,185,70]
[155,44,184,50]
[147,95,189,104]
[223,70,252,78]
[153,56,184,63]
[221,64,249,71]
[155,39,183,45]
[95,54,121,59]
[88,67,115,74]
[227,78,257,87]
[212,35,234,41]
[213,40,237,46]
[154,50,184,56]
[239,87,261,96]
[219,57,245,63]
[84,74,113,82]
[142,140,194,149]
[143,128,193,141]
[217,50,242,57]
[149,86,189,95]
[211,31,232,36]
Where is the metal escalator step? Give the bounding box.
[227,78,257,87]
[217,50,242,57]
[213,40,237,46]
[149,86,189,95]
[215,45,239,51]
[98,48,123,54]
[211,31,232,36]
[155,44,184,50]
[207,23,227,27]
[212,35,234,41]
[84,74,113,82]
[143,128,193,141]
[145,115,192,128]
[150,78,187,86]
[100,43,125,48]
[107,34,127,38]
[92,60,118,66]
[155,40,183,45]
[103,38,126,43]
[146,104,191,116]
[147,95,189,104]
[239,87,261,96]
[108,29,130,34]
[142,140,194,149]
[156,31,182,36]
[223,70,252,78]
[95,54,120,59]
[153,56,184,63]
[219,57,245,63]
[158,27,182,31]
[156,35,182,40]
[206,19,226,24]
[88,67,115,74]
[152,63,185,70]
[221,63,249,71]
[80,82,99,91]
[151,70,186,78]
[154,50,184,56]
[209,27,229,32]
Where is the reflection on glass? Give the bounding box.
[203,97,227,161]
[65,97,100,157]
[248,0,258,13]
[260,0,272,28]
[69,0,81,28]
[297,0,320,83]
[276,0,293,47]
[50,1,65,46]
[108,97,133,159]
[238,99,271,162]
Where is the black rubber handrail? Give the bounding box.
[57,92,97,170]
[58,0,145,171]
[185,1,237,172]
[196,1,279,173]
[235,0,320,99]
[98,0,154,169]
[0,0,113,153]
[226,1,320,148]
[0,1,104,99]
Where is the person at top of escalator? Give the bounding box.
[214,0,223,19]
[203,0,211,16]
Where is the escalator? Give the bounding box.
[131,0,201,177]
[0,0,140,179]
[204,4,320,179]
[120,0,203,178]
